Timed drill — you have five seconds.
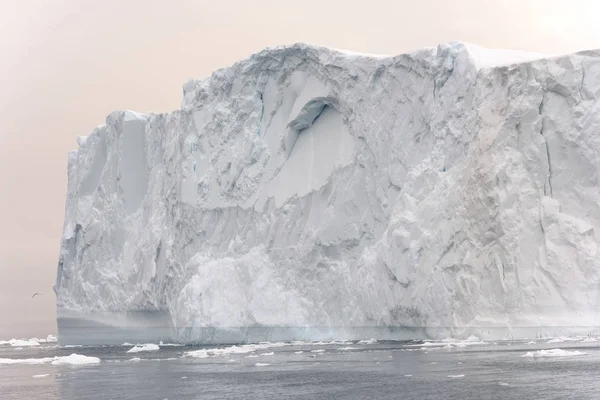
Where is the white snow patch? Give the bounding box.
[448,374,465,378]
[463,42,552,69]
[260,352,274,356]
[128,357,141,362]
[122,109,146,122]
[582,337,598,343]
[255,362,270,367]
[311,349,326,353]
[32,374,50,378]
[338,347,358,351]
[522,349,587,358]
[126,344,160,353]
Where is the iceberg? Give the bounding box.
[54,42,600,345]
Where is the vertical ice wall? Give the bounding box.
[55,42,600,344]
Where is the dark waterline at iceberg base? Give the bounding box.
[2,339,600,399]
[57,312,600,346]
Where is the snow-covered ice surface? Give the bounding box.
[54,41,600,345]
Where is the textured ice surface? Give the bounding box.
[55,41,600,345]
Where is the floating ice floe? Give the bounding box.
[0,353,100,365]
[0,338,41,347]
[126,344,160,353]
[522,349,587,358]
[357,339,378,345]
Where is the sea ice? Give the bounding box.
[126,344,160,353]
[522,349,587,358]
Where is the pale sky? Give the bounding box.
[1,0,599,338]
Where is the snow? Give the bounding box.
[255,363,270,367]
[126,344,160,353]
[522,349,587,358]
[0,353,100,365]
[448,375,465,378]
[260,352,274,356]
[32,374,50,378]
[462,42,552,69]
[55,41,600,345]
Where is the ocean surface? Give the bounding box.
[1,337,600,399]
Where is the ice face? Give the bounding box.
[55,42,600,345]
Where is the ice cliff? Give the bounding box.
[55,42,600,345]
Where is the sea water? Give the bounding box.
[1,337,599,399]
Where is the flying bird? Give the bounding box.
[32,292,42,298]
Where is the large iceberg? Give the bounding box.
[54,42,600,345]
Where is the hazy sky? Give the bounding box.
[1,0,600,338]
